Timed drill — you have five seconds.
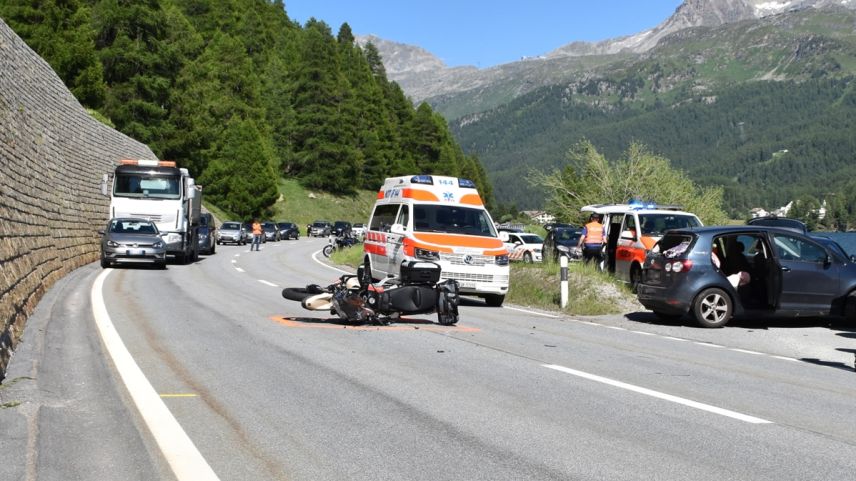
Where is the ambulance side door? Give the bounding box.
[387,204,410,273]
[614,213,636,282]
[367,204,399,277]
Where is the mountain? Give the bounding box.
[360,0,856,216]
[362,0,856,118]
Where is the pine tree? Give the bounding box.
[0,0,105,107]
[291,19,361,193]
[91,0,185,154]
[200,117,278,218]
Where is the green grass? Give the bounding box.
[329,245,636,316]
[271,179,376,227]
[507,259,635,316]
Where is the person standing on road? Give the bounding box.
[578,213,605,265]
[251,219,263,251]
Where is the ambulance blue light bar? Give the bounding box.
[410,175,434,185]
[458,178,477,188]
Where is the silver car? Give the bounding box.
[100,218,166,268]
[218,221,247,245]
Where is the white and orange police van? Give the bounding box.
[581,202,702,289]
[363,175,510,306]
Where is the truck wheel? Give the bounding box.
[484,294,505,307]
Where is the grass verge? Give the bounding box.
[328,246,638,316]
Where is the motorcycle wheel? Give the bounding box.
[322,245,334,257]
[282,286,325,302]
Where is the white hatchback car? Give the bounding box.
[501,232,544,263]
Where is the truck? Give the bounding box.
[101,159,202,264]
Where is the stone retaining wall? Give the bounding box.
[0,20,156,380]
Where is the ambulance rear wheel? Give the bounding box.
[484,294,505,307]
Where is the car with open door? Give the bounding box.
[637,225,856,328]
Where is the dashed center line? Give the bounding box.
[258,280,278,287]
[543,363,772,424]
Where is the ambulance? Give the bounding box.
[363,175,509,306]
[581,202,702,289]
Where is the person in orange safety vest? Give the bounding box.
[578,213,605,264]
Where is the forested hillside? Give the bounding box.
[451,7,856,227]
[0,0,493,217]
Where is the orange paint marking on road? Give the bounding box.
[270,316,480,333]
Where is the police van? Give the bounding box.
[581,202,703,289]
[363,175,509,306]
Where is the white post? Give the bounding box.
[560,255,569,309]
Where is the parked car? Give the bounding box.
[332,220,352,237]
[277,222,300,240]
[218,221,247,245]
[542,226,583,261]
[262,221,280,242]
[543,222,577,232]
[310,220,332,237]
[100,218,166,268]
[747,215,808,234]
[197,212,216,255]
[351,223,366,240]
[501,232,544,263]
[637,225,856,328]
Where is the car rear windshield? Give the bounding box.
[652,234,695,258]
[638,214,702,236]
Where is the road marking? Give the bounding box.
[503,306,559,318]
[235,267,245,273]
[694,341,725,349]
[258,280,278,287]
[731,348,764,356]
[312,250,350,274]
[542,363,772,424]
[91,270,221,481]
[231,260,236,264]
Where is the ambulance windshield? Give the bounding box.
[413,205,497,237]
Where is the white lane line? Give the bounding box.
[312,250,350,274]
[91,270,221,481]
[542,363,772,424]
[731,348,764,356]
[694,341,725,349]
[231,260,237,264]
[258,280,278,287]
[771,355,800,362]
[235,267,245,273]
[503,306,559,318]
[662,336,689,342]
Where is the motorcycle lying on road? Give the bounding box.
[322,233,357,257]
[281,261,460,325]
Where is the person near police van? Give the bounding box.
[578,213,605,264]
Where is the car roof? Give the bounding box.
[663,225,811,237]
[581,203,693,215]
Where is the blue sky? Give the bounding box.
[284,1,684,67]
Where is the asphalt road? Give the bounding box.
[2,237,856,481]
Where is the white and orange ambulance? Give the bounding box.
[581,202,703,289]
[363,175,510,306]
